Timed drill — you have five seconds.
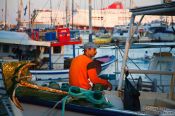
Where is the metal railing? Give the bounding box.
[126,69,175,100]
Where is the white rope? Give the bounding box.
[42,99,63,116]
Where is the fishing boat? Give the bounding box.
[1,1,175,116]
[0,30,116,81]
[112,27,139,43]
[0,61,143,116]
[93,33,112,44]
[144,21,175,42]
[1,55,174,116]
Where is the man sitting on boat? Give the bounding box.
[69,42,112,90]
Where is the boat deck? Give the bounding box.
[0,96,14,116]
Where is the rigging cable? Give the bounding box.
[42,98,63,116]
[30,0,50,27]
[41,0,50,10]
[117,45,162,91]
[171,16,175,33]
[52,0,62,26]
[101,0,103,27]
[116,45,136,86]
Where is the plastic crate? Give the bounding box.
[56,28,70,42]
[45,32,56,41]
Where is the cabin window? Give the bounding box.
[2,45,9,53]
[53,47,61,53]
[44,47,49,54]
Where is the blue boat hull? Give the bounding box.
[19,97,145,116]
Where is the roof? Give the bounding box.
[0,31,50,46]
[130,2,175,16]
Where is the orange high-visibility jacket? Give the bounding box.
[69,55,109,90]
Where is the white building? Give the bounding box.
[32,1,175,29]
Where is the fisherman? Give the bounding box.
[69,42,112,90]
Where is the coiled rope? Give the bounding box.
[61,86,112,116]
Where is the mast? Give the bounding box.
[4,0,7,30]
[50,0,52,27]
[65,0,69,27]
[71,0,76,58]
[118,14,144,90]
[28,0,31,28]
[100,0,103,27]
[72,0,74,29]
[17,0,23,29]
[89,0,92,42]
[118,14,135,90]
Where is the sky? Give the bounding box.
[0,0,163,24]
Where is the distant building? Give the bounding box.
[30,9,66,29]
[71,9,131,29]
[32,2,131,30]
[29,1,175,30]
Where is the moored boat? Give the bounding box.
[94,33,112,44]
[0,30,116,81]
[2,61,175,116]
[0,61,145,116]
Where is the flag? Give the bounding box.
[24,5,27,16]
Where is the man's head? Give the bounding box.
[83,42,98,49]
[83,42,98,58]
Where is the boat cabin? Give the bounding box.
[0,30,81,70]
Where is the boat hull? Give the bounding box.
[18,92,145,116]
[0,55,116,81]
[94,37,112,44]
